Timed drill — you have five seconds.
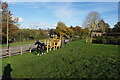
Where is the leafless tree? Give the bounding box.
[83,11,101,43]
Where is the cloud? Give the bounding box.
[25,6,39,9]
[8,2,16,5]
[40,2,117,27]
[20,20,56,29]
[54,3,74,21]
[41,3,77,25]
[18,17,24,23]
[7,2,117,29]
[33,2,117,28]
[11,16,24,23]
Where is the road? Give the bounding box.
[1,39,48,58]
[1,38,73,58]
[1,43,36,58]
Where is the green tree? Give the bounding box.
[70,26,75,36]
[55,21,68,37]
[98,20,110,33]
[67,28,74,38]
[98,20,106,33]
[112,22,120,33]
[2,2,19,43]
[105,23,110,33]
[74,26,82,35]
[82,27,90,36]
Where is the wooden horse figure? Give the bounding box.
[35,41,45,55]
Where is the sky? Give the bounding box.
[6,2,118,29]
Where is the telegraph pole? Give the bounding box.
[7,10,9,49]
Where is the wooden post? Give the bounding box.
[29,47,31,53]
[45,39,46,45]
[47,40,48,53]
[50,42,51,51]
[53,34,54,39]
[56,35,57,39]
[90,37,92,43]
[7,10,9,50]
[90,32,93,44]
[88,37,90,43]
[54,42,55,50]
[9,48,11,57]
[59,40,61,49]
[48,40,49,45]
[21,47,22,55]
[86,36,87,43]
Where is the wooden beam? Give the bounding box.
[9,48,11,57]
[50,42,51,51]
[59,40,61,49]
[47,40,48,53]
[54,42,55,50]
[48,40,49,45]
[7,10,9,49]
[90,38,92,43]
[29,47,31,53]
[45,39,46,45]
[21,47,22,55]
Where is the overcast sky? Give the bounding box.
[5,2,118,29]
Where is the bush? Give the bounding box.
[92,36,119,45]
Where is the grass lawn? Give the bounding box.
[2,39,119,78]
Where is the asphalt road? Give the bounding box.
[1,43,36,58]
[1,39,73,58]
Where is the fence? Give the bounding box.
[1,38,74,58]
[1,44,36,58]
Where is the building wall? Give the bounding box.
[92,32,102,36]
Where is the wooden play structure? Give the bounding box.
[44,34,62,53]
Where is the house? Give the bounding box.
[92,32,102,36]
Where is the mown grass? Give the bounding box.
[2,39,119,78]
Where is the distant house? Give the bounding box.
[92,32,120,37]
[92,32,102,36]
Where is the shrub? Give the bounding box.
[92,36,119,45]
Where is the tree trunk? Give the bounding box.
[86,36,87,43]
[90,36,92,43]
[90,31,93,43]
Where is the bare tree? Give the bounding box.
[83,11,101,43]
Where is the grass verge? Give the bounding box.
[2,39,119,78]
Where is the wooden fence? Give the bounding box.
[44,39,61,53]
[1,44,36,58]
[1,38,73,58]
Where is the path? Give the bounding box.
[1,38,73,58]
[2,43,36,58]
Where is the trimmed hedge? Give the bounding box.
[92,36,120,45]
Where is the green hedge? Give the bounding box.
[93,36,120,45]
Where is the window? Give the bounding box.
[95,34,96,36]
